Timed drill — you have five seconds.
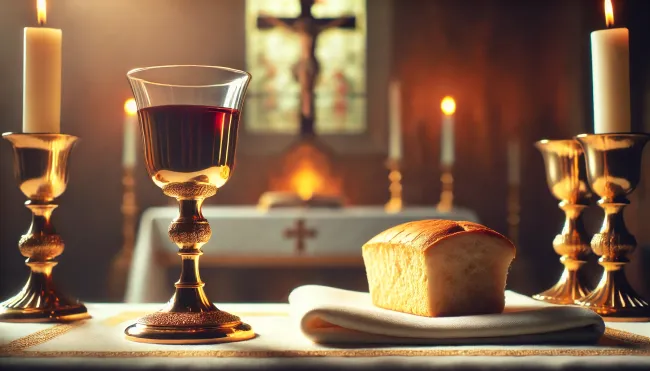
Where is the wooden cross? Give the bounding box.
[257,0,356,136]
[284,219,317,254]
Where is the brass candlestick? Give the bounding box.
[0,133,88,322]
[575,133,650,321]
[532,139,592,304]
[506,183,520,248]
[436,166,453,212]
[384,159,403,213]
[108,165,137,300]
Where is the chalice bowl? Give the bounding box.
[124,65,253,343]
[575,133,650,321]
[532,139,592,304]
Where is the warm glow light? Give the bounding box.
[37,0,46,25]
[291,163,322,200]
[604,0,614,27]
[441,96,456,116]
[124,98,137,116]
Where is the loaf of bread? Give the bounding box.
[362,220,516,317]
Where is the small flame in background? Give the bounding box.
[124,99,138,116]
[605,0,614,27]
[292,163,322,200]
[37,0,46,25]
[441,96,456,116]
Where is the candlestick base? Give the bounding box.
[384,159,403,214]
[436,168,453,212]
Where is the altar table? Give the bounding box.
[126,206,479,303]
[1,303,649,371]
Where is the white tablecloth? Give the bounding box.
[125,206,479,303]
[1,303,649,371]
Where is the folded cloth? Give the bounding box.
[288,285,605,345]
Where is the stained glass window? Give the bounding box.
[245,0,367,134]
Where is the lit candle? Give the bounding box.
[507,139,520,186]
[123,99,138,168]
[23,0,62,133]
[388,80,402,161]
[440,96,456,167]
[591,0,630,133]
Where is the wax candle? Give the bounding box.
[123,99,138,168]
[388,80,402,161]
[23,0,62,133]
[591,0,630,133]
[440,96,456,167]
[507,139,521,186]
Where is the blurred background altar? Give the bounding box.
[1,0,649,303]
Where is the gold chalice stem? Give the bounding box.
[533,202,591,304]
[124,183,253,344]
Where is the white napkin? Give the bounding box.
[288,285,605,345]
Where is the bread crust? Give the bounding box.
[364,220,516,255]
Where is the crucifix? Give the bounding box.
[284,219,317,254]
[257,0,356,137]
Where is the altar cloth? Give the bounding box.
[1,303,649,371]
[289,286,605,345]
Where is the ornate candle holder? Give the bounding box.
[124,65,254,344]
[532,139,592,304]
[575,133,650,321]
[384,159,402,213]
[108,165,137,300]
[0,133,88,322]
[436,166,453,212]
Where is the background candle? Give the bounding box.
[388,80,402,160]
[507,139,521,186]
[440,96,456,167]
[23,0,62,133]
[123,99,138,168]
[591,0,630,134]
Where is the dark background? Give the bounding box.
[0,0,649,303]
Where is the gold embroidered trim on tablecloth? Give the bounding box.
[3,348,650,358]
[0,321,85,354]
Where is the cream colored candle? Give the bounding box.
[591,0,630,133]
[440,96,455,167]
[23,0,62,133]
[123,99,138,168]
[388,80,402,160]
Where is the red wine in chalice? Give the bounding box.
[138,105,240,188]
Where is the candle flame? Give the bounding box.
[37,0,46,25]
[124,98,138,115]
[605,0,614,27]
[441,96,456,116]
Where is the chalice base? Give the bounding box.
[532,262,590,305]
[0,271,89,323]
[124,311,255,344]
[576,267,650,322]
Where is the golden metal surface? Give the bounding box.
[0,133,89,323]
[384,159,403,213]
[436,166,454,212]
[575,133,650,320]
[533,139,592,305]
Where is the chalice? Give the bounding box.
[532,139,592,304]
[124,65,253,343]
[575,133,650,321]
